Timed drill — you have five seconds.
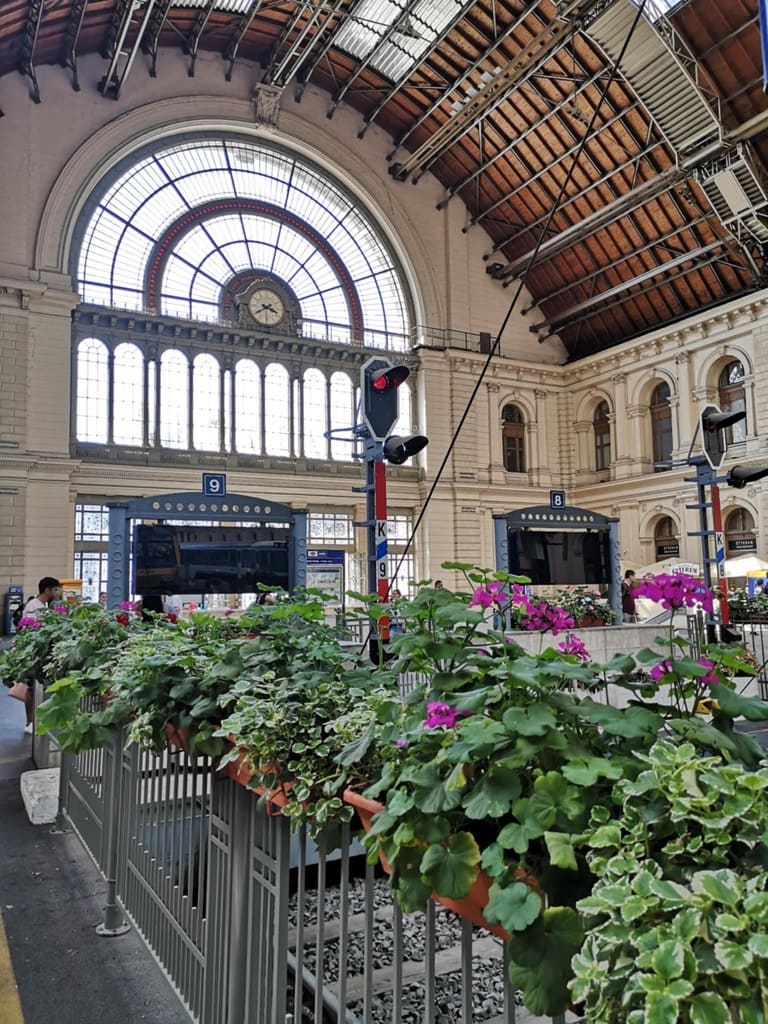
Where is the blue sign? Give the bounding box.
[550,490,566,509]
[202,473,226,496]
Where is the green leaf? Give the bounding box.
[419,832,480,899]
[651,940,685,981]
[748,933,768,958]
[483,881,542,932]
[501,705,557,736]
[692,871,739,907]
[689,992,731,1024]
[709,682,768,722]
[506,907,584,1016]
[528,772,582,828]
[714,938,752,971]
[645,991,680,1024]
[543,831,578,870]
[562,756,624,787]
[463,765,521,819]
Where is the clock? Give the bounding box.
[248,287,285,326]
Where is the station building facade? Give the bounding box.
[1,54,767,602]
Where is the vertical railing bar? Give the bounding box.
[424,901,436,1024]
[336,822,350,1015]
[392,900,403,1024]
[363,860,374,1021]
[503,944,516,1023]
[294,824,307,1024]
[313,834,327,1023]
[461,917,473,1022]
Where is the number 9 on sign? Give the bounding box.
[203,473,227,496]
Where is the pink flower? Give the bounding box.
[650,660,673,683]
[16,617,42,630]
[697,657,719,687]
[470,581,506,609]
[422,701,470,729]
[394,738,408,747]
[635,574,714,614]
[119,600,135,612]
[53,604,69,614]
[522,601,575,636]
[557,633,590,662]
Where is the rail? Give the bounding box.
[57,725,577,1024]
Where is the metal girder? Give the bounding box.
[142,0,174,78]
[224,0,264,82]
[489,166,686,281]
[100,0,157,99]
[184,0,218,77]
[328,0,423,116]
[18,0,46,103]
[520,212,712,312]
[264,0,339,88]
[359,0,474,138]
[439,66,625,210]
[60,0,89,91]
[389,0,610,181]
[294,0,355,100]
[531,240,725,331]
[466,97,643,227]
[535,247,740,343]
[388,0,541,159]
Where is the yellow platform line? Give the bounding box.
[0,913,24,1023]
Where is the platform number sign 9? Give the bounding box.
[550,490,566,510]
[202,473,227,497]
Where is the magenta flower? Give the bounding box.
[394,738,408,747]
[522,601,575,636]
[650,660,673,683]
[16,616,42,630]
[557,633,590,662]
[635,574,714,614]
[119,600,136,612]
[470,581,506,609]
[422,701,470,729]
[697,657,719,687]
[53,604,69,614]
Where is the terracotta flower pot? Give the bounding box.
[164,723,190,750]
[342,788,541,941]
[222,746,291,815]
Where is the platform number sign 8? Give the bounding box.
[550,490,566,510]
[202,473,227,497]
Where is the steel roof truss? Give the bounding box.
[265,0,341,88]
[60,0,89,91]
[184,0,217,77]
[224,0,264,82]
[100,0,156,99]
[18,0,46,103]
[142,0,174,78]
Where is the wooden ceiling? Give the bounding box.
[2,0,767,361]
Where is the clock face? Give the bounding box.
[248,288,285,326]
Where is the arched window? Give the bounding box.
[235,360,261,454]
[192,353,221,452]
[593,400,611,472]
[724,507,756,555]
[718,361,747,444]
[76,339,109,443]
[654,516,679,560]
[303,368,328,459]
[650,382,672,471]
[502,404,526,473]
[160,350,189,449]
[113,343,144,446]
[264,363,290,456]
[330,372,354,462]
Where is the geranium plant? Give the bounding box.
[552,586,615,625]
[346,565,768,1016]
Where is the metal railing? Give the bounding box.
[57,727,574,1024]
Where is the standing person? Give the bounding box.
[19,576,61,733]
[621,569,637,624]
[389,588,406,635]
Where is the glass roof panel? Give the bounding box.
[332,0,466,81]
[76,136,411,339]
